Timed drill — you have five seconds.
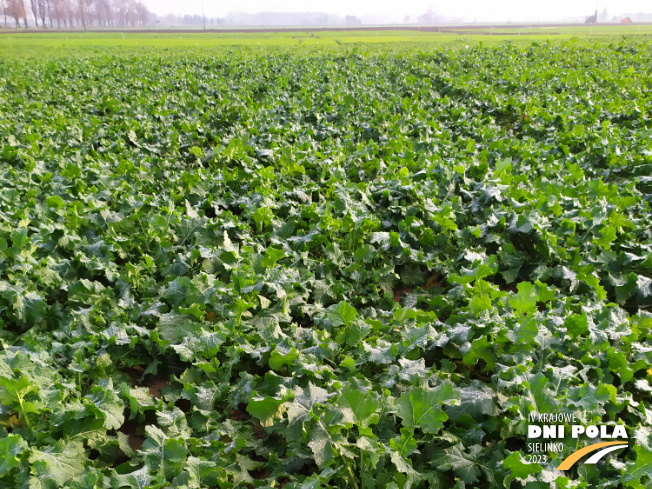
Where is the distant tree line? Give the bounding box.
[345,15,361,26]
[1,0,151,28]
[157,14,226,27]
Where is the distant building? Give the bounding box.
[620,17,633,24]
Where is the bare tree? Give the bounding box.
[114,0,124,25]
[85,0,95,26]
[7,0,29,27]
[77,0,85,28]
[30,0,40,27]
[51,0,60,26]
[19,0,27,26]
[51,0,65,26]
[58,0,74,27]
[90,0,108,26]
[5,0,27,27]
[3,0,149,28]
[134,0,148,26]
[37,0,48,27]
[66,0,75,26]
[45,0,53,26]
[1,0,7,27]
[103,0,113,26]
[92,0,113,27]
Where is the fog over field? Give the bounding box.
[144,0,652,24]
[2,0,650,29]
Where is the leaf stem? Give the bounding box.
[17,395,31,428]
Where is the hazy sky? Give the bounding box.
[144,0,652,21]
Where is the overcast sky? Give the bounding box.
[143,0,652,22]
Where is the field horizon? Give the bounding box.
[1,25,652,57]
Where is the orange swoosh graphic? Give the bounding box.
[557,441,628,470]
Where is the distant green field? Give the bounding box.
[1,25,652,56]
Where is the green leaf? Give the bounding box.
[12,290,47,326]
[172,457,221,489]
[577,271,607,301]
[524,373,556,414]
[0,376,39,425]
[469,295,492,315]
[324,301,358,327]
[142,425,187,479]
[285,383,331,442]
[112,466,153,489]
[29,440,85,488]
[607,347,634,384]
[389,428,418,457]
[340,382,379,428]
[224,454,262,486]
[390,450,422,480]
[462,336,496,372]
[252,206,274,230]
[509,281,538,318]
[535,281,555,303]
[434,208,457,232]
[121,385,156,415]
[84,379,125,430]
[567,382,611,412]
[269,346,300,370]
[614,272,638,305]
[46,195,66,209]
[261,247,286,267]
[64,418,108,449]
[431,443,483,484]
[397,384,458,434]
[447,381,498,419]
[564,312,589,340]
[308,422,334,468]
[622,444,652,488]
[0,434,28,477]
[0,375,36,407]
[247,395,285,427]
[503,451,543,479]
